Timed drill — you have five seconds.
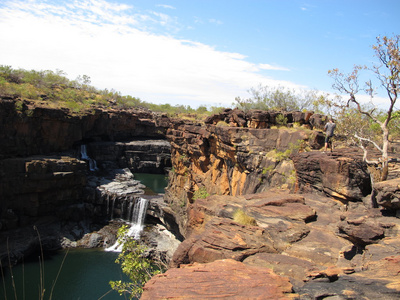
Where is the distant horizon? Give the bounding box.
[0,0,398,109]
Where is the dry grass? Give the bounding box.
[233,209,257,226]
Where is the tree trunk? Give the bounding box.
[381,128,389,181]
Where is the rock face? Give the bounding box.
[165,110,327,234]
[141,259,294,300]
[163,190,400,299]
[0,99,170,158]
[372,177,400,211]
[291,150,372,201]
[0,156,87,229]
[0,99,175,265]
[2,100,400,299]
[89,139,171,174]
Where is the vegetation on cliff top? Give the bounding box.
[0,65,222,118]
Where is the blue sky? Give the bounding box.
[0,0,398,108]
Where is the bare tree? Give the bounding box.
[328,35,400,181]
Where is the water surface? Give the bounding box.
[1,173,168,299]
[1,248,126,300]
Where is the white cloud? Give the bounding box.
[156,4,176,10]
[0,0,304,107]
[258,64,290,71]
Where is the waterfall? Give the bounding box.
[105,197,149,252]
[130,197,149,239]
[80,144,98,171]
[80,144,90,160]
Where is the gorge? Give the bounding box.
[1,99,400,299]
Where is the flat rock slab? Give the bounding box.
[141,259,295,300]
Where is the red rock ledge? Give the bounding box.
[141,259,295,299]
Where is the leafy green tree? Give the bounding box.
[328,35,399,181]
[109,225,164,299]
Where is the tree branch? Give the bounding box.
[354,133,383,153]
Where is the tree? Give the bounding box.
[234,85,321,112]
[109,225,165,299]
[328,35,400,181]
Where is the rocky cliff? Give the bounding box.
[2,99,399,299]
[0,99,173,264]
[144,108,400,299]
[165,108,328,236]
[0,99,170,158]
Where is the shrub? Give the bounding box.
[110,225,164,299]
[216,120,229,127]
[192,186,210,200]
[275,114,287,125]
[233,209,257,226]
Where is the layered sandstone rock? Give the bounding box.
[291,150,372,201]
[0,99,170,158]
[0,156,87,229]
[165,111,327,234]
[142,259,295,300]
[166,190,400,298]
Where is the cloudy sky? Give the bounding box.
[0,0,398,108]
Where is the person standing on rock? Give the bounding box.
[324,117,336,152]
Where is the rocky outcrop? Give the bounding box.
[3,100,399,298]
[291,150,372,201]
[141,259,295,300]
[165,111,326,234]
[204,108,326,130]
[164,190,400,299]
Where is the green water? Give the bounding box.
[133,173,168,194]
[1,248,126,300]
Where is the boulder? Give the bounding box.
[372,177,400,211]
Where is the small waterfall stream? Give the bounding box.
[80,144,98,171]
[105,197,149,252]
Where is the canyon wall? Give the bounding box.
[165,108,329,236]
[0,99,172,264]
[0,99,170,158]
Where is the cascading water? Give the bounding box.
[105,197,149,252]
[130,197,149,239]
[80,144,98,171]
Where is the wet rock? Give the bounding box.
[142,259,295,300]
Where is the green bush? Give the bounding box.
[233,209,257,226]
[192,186,210,200]
[110,225,164,299]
